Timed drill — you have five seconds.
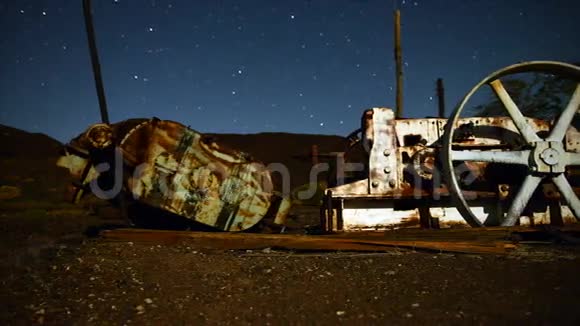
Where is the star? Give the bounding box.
[1,0,576,144]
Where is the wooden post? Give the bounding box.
[83,0,110,124]
[311,144,319,166]
[394,10,403,118]
[436,78,445,118]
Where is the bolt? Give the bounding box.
[371,181,379,188]
[383,149,391,156]
[540,147,560,166]
[388,179,396,187]
[384,167,391,174]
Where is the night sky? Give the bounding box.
[1,0,579,143]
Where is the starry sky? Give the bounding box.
[1,0,579,143]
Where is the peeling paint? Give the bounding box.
[58,119,289,231]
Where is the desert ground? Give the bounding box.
[1,124,580,325]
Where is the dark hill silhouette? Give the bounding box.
[0,125,62,159]
[208,132,347,190]
[0,124,349,200]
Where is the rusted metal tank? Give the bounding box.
[57,1,294,232]
[57,118,290,231]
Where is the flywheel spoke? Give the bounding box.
[489,79,541,143]
[451,149,530,165]
[551,174,580,221]
[444,61,580,227]
[501,174,543,226]
[548,83,580,141]
[566,152,580,166]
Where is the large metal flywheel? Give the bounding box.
[443,61,580,226]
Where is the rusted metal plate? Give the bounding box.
[334,203,577,232]
[364,108,399,194]
[394,116,551,147]
[121,119,275,231]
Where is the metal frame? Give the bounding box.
[323,61,580,232]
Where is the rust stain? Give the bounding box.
[57,119,290,231]
[325,107,580,233]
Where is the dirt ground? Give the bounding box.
[2,125,580,325]
[2,201,580,325]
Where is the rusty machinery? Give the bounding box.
[56,0,290,231]
[58,119,291,231]
[322,61,580,231]
[58,1,580,233]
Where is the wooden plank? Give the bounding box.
[332,226,580,241]
[100,229,517,255]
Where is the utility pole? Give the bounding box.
[394,10,404,118]
[436,78,446,118]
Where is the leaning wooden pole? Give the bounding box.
[394,10,404,118]
[83,0,110,124]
